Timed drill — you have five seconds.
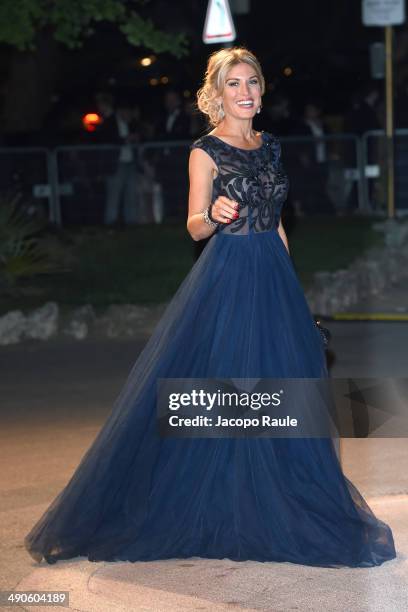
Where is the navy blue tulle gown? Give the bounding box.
[25,132,396,568]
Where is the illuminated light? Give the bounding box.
[82,112,103,132]
[140,55,156,67]
[149,78,159,86]
[283,66,293,77]
[160,76,169,84]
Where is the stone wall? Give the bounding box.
[305,219,408,316]
[0,302,167,345]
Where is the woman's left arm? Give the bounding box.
[277,217,290,254]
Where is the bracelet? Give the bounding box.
[207,203,217,223]
[203,205,219,229]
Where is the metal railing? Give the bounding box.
[362,129,408,213]
[1,132,406,227]
[0,146,54,218]
[279,133,364,214]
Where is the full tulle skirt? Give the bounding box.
[24,229,396,567]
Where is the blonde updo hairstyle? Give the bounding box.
[196,47,265,128]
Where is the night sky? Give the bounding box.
[52,0,390,112]
[1,0,407,141]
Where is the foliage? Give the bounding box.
[0,219,384,316]
[0,194,65,289]
[0,0,188,57]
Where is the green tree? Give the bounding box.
[0,0,187,55]
[0,0,188,132]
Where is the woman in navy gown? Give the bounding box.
[25,47,396,568]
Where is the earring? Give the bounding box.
[257,105,261,114]
[218,102,224,119]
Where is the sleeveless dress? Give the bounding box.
[24,131,396,568]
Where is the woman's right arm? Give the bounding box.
[187,148,239,241]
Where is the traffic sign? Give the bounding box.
[362,0,405,26]
[203,0,236,44]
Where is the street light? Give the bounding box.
[140,56,156,67]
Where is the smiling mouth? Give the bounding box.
[236,100,254,108]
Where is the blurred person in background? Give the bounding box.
[156,88,191,140]
[290,100,332,216]
[185,97,207,138]
[345,83,381,211]
[154,88,191,219]
[94,92,116,136]
[94,95,143,227]
[262,93,296,137]
[344,83,381,136]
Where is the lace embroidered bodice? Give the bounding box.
[190,131,289,235]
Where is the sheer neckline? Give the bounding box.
[206,131,265,152]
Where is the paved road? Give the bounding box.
[1,323,407,610]
[328,320,408,377]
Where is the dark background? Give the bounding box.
[1,0,408,146]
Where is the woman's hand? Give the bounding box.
[188,148,239,240]
[211,196,240,224]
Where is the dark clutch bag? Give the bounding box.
[314,318,331,348]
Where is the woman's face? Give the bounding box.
[218,62,262,122]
